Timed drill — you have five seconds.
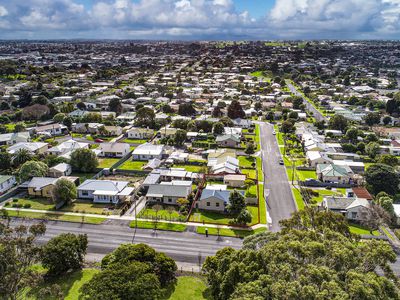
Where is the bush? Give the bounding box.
[4,202,9,207]
[12,199,18,203]
[23,204,31,209]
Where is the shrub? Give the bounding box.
[4,202,10,207]
[23,203,31,208]
[12,199,18,203]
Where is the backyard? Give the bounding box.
[98,158,121,169]
[118,160,146,170]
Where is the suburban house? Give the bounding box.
[224,174,246,187]
[132,143,165,160]
[127,127,154,140]
[316,163,353,184]
[48,163,72,178]
[0,132,30,146]
[232,118,252,128]
[77,179,134,204]
[0,175,16,195]
[7,142,48,155]
[99,143,130,158]
[196,187,231,212]
[216,134,241,148]
[145,181,192,204]
[28,177,78,198]
[34,123,65,136]
[104,126,123,136]
[46,139,89,158]
[209,156,240,175]
[306,151,332,167]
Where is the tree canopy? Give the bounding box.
[227,100,245,119]
[365,163,399,195]
[70,148,99,173]
[19,160,49,182]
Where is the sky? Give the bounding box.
[0,0,400,40]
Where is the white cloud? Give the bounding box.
[0,5,8,17]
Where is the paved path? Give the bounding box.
[258,122,297,231]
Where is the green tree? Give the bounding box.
[41,233,88,276]
[227,190,246,215]
[365,163,399,195]
[378,154,399,166]
[178,102,196,116]
[0,152,12,171]
[108,98,123,115]
[227,100,245,119]
[364,112,381,127]
[365,142,380,159]
[213,122,225,135]
[281,120,294,134]
[173,129,187,147]
[12,148,32,167]
[62,116,73,131]
[244,142,255,155]
[235,209,252,225]
[345,127,359,142]
[53,113,66,123]
[52,178,77,206]
[383,115,392,125]
[0,217,46,300]
[328,114,348,132]
[376,196,395,215]
[70,148,99,173]
[19,160,49,182]
[135,107,155,128]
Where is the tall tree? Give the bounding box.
[365,163,399,195]
[135,107,155,128]
[227,100,245,119]
[108,98,123,115]
[227,190,246,215]
[12,148,32,167]
[70,148,99,173]
[52,178,77,207]
[328,114,348,132]
[18,160,49,182]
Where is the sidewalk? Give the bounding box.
[1,207,268,231]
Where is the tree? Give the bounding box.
[365,142,380,159]
[212,106,223,117]
[203,208,399,300]
[383,115,392,125]
[14,123,26,133]
[108,98,123,115]
[100,244,177,286]
[178,103,196,116]
[19,160,49,182]
[292,96,303,109]
[0,101,10,110]
[52,178,77,207]
[364,112,381,127]
[376,196,395,215]
[227,100,245,119]
[12,148,32,167]
[70,148,99,173]
[41,233,88,276]
[378,154,399,166]
[220,116,234,127]
[0,217,46,300]
[80,262,161,300]
[213,122,224,135]
[328,114,348,132]
[244,142,255,155]
[53,113,66,123]
[0,152,12,171]
[62,116,73,130]
[235,209,252,225]
[361,204,392,233]
[173,129,187,147]
[265,111,274,121]
[288,111,298,119]
[345,128,359,142]
[365,163,399,195]
[227,190,246,215]
[281,120,294,134]
[135,107,155,128]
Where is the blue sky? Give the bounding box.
[0,0,399,40]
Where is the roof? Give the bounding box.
[224,174,246,181]
[78,180,129,193]
[133,143,164,156]
[216,134,241,143]
[324,196,369,210]
[200,188,231,204]
[7,142,48,154]
[317,164,350,177]
[50,163,71,173]
[0,175,14,184]
[146,184,191,198]
[28,177,57,190]
[100,143,130,152]
[352,187,373,200]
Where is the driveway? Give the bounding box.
[259,122,297,231]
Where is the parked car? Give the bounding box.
[279,158,284,165]
[272,131,276,135]
[95,138,104,143]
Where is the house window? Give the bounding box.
[168,199,172,203]
[82,191,88,196]
[206,202,210,207]
[351,212,357,219]
[216,202,220,207]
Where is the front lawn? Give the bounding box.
[122,138,148,144]
[98,158,121,169]
[8,198,55,210]
[165,276,209,300]
[129,220,187,232]
[196,226,267,238]
[138,205,185,221]
[242,169,256,179]
[190,206,259,226]
[3,209,106,224]
[60,200,111,215]
[349,223,380,236]
[292,188,305,210]
[239,156,255,168]
[118,160,146,170]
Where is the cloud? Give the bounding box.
[0,0,400,39]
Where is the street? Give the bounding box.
[10,218,242,269]
[259,122,297,231]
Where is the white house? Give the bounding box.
[46,139,89,158]
[99,143,130,158]
[77,179,134,204]
[7,142,48,155]
[0,175,16,195]
[132,143,165,161]
[127,127,154,140]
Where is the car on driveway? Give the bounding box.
[95,138,104,143]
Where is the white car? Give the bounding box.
[272,131,276,135]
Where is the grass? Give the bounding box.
[242,169,256,179]
[60,201,110,215]
[129,220,187,232]
[21,269,100,300]
[4,209,106,224]
[292,188,305,210]
[256,157,263,182]
[10,198,55,210]
[97,158,121,169]
[311,189,345,204]
[238,156,255,168]
[164,276,209,300]
[196,226,266,238]
[349,224,380,236]
[173,164,204,173]
[245,185,257,198]
[118,160,146,170]
[381,226,394,241]
[138,206,182,220]
[122,138,148,144]
[70,172,96,182]
[190,206,258,226]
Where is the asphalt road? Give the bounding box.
[286,82,327,123]
[259,122,297,231]
[10,218,242,268]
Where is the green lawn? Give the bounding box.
[138,206,184,221]
[9,198,55,210]
[173,164,204,173]
[311,189,344,204]
[239,156,255,168]
[256,157,263,181]
[190,206,258,226]
[274,125,285,146]
[129,220,187,232]
[196,226,267,238]
[60,201,110,215]
[164,276,209,300]
[4,209,106,224]
[98,158,121,168]
[349,224,380,236]
[245,185,257,198]
[118,160,146,170]
[242,169,256,179]
[70,172,96,182]
[122,138,148,144]
[22,269,100,300]
[292,188,305,210]
[295,169,317,181]
[258,184,267,224]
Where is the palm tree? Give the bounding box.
[13,149,32,167]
